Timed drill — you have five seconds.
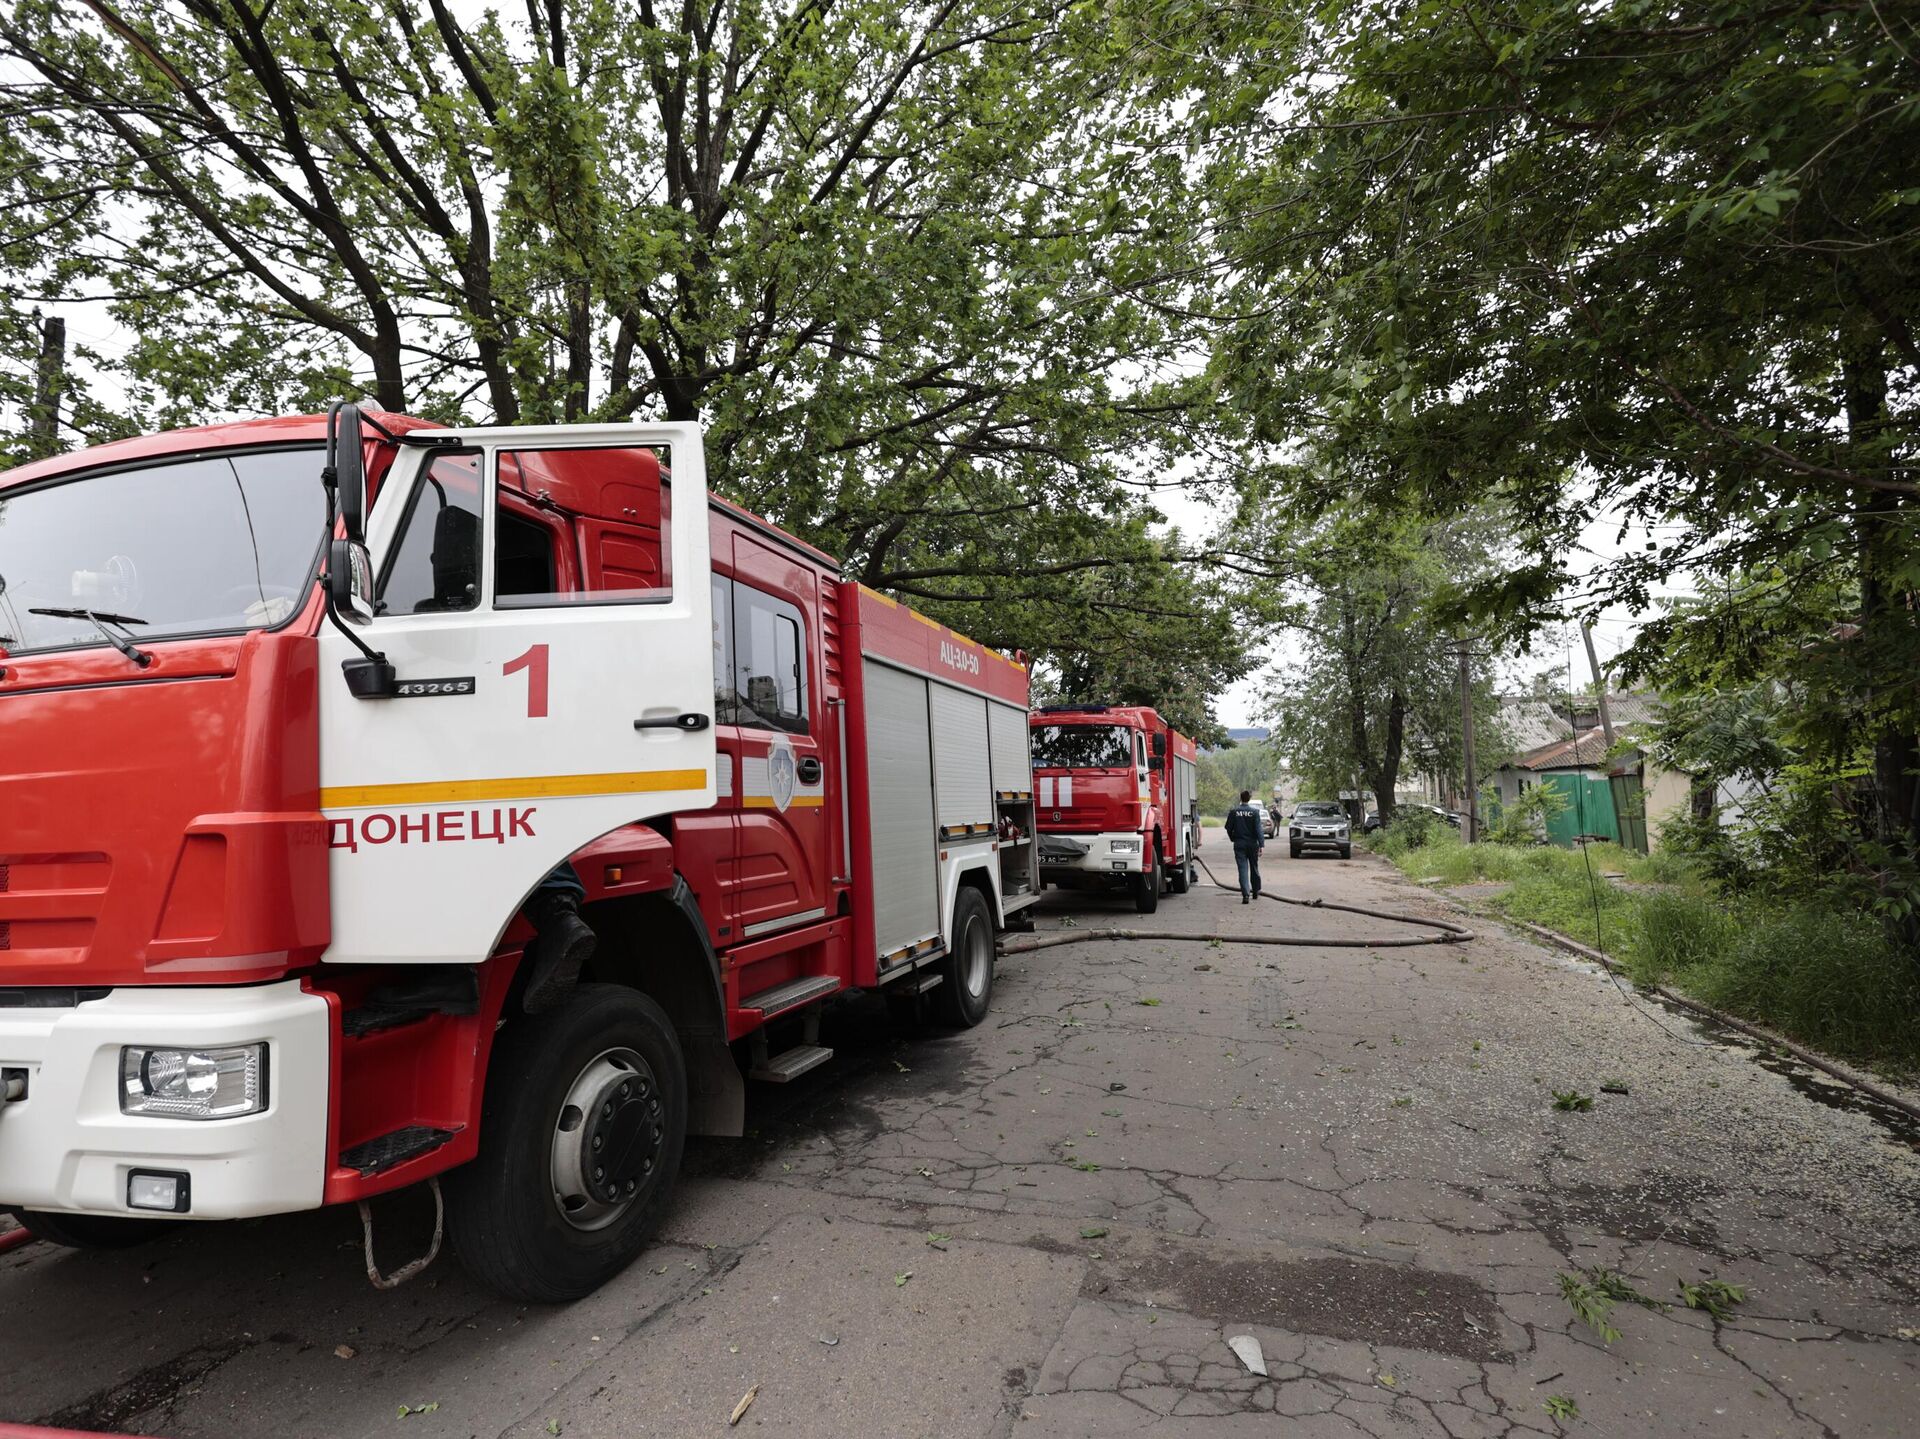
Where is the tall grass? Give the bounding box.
[1374,825,1920,1075]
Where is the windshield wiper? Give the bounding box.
[28,608,155,668]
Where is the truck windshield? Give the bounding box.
[0,447,326,656]
[1030,724,1133,769]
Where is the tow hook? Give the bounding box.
[0,1069,25,1110]
[356,1176,444,1291]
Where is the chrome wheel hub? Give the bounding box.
[551,1047,662,1231]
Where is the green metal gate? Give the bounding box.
[1541,773,1620,848]
[1609,771,1648,854]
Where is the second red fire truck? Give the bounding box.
[0,407,1039,1301]
[1028,705,1201,912]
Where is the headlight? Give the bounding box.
[1289,827,1301,837]
[120,1044,267,1120]
[1109,838,1141,853]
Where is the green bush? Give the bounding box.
[1627,891,1736,984]
[1485,784,1568,846]
[1495,863,1634,953]
[1624,847,1695,887]
[1697,908,1920,1072]
[1372,806,1445,859]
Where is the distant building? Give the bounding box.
[1489,692,1752,851]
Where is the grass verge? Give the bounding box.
[1370,829,1920,1077]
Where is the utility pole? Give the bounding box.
[1581,622,1615,748]
[1457,637,1477,844]
[28,311,66,461]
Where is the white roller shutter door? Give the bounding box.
[862,660,941,956]
[930,681,993,833]
[987,700,1031,796]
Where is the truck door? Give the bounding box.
[723,532,831,938]
[317,423,717,966]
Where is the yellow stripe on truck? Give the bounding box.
[320,768,710,810]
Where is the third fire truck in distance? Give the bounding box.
[0,406,1039,1302]
[1028,706,1200,913]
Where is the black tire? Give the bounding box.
[1133,853,1161,914]
[937,886,995,1028]
[1168,849,1189,894]
[9,1210,173,1249]
[1289,844,1302,860]
[1339,845,1352,860]
[447,984,687,1303]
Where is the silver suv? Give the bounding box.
[1289,801,1352,860]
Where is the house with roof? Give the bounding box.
[1489,692,1736,851]
[1492,726,1623,846]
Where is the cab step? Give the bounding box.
[342,1003,435,1039]
[749,1044,834,1083]
[909,969,945,995]
[340,1124,457,1176]
[740,974,840,1019]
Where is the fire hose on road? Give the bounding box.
[997,855,1475,956]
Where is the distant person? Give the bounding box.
[1224,789,1266,903]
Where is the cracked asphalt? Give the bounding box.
[4,852,1918,1437]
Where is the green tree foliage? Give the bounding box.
[1644,580,1920,924]
[1205,0,1920,853]
[1195,754,1237,817]
[1253,498,1504,824]
[0,0,1249,715]
[1034,532,1257,745]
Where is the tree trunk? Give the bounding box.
[563,282,592,420]
[370,317,407,413]
[27,313,65,460]
[1366,688,1405,827]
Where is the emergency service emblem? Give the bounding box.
[767,734,798,813]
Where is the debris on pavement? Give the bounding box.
[728,1384,759,1426]
[1226,1334,1267,1376]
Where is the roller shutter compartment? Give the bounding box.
[861,660,941,957]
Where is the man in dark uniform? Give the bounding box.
[1224,789,1266,903]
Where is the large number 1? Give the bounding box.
[503,643,550,718]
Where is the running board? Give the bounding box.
[340,1125,457,1176]
[910,969,945,995]
[740,974,841,1019]
[749,1044,834,1083]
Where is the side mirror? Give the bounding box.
[330,401,368,543]
[1151,731,1168,757]
[1147,754,1164,772]
[328,538,376,623]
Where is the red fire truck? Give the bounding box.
[1028,706,1200,912]
[0,407,1040,1301]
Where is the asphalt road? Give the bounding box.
[4,851,1918,1437]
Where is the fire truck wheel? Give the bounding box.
[1168,846,1189,895]
[8,1210,173,1249]
[937,886,995,1028]
[1133,855,1161,914]
[447,984,687,1303]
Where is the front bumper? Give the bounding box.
[1291,829,1351,851]
[1038,829,1146,877]
[0,981,330,1220]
